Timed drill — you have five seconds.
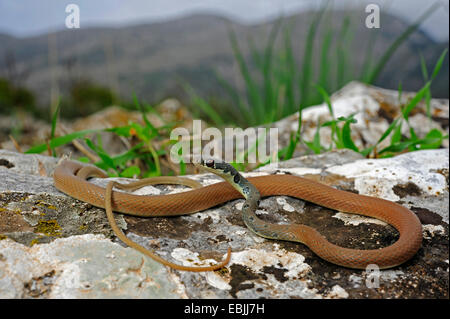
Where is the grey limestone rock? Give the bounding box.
[0,147,448,298]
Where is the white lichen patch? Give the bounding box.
[170,248,232,290]
[160,184,197,194]
[380,269,404,281]
[235,201,269,216]
[230,245,311,279]
[326,149,448,201]
[91,177,163,196]
[276,197,296,212]
[348,269,404,289]
[194,176,224,186]
[129,185,161,196]
[326,284,349,299]
[422,224,446,239]
[348,274,363,287]
[332,212,388,226]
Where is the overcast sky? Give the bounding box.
[0,0,448,41]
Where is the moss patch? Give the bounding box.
[34,220,62,237]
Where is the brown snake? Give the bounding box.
[53,159,422,271]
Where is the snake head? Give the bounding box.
[196,158,259,200]
[202,158,215,168]
[196,158,239,180]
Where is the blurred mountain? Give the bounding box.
[0,10,448,110]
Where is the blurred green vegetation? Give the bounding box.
[0,77,37,116]
[59,80,117,118]
[0,77,118,120]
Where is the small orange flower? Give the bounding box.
[129,127,137,136]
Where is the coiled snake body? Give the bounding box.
[53,159,422,271]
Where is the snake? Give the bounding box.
[53,158,423,271]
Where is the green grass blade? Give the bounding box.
[285,106,304,160]
[409,126,419,142]
[359,28,380,82]
[366,2,440,84]
[419,128,444,149]
[315,84,338,147]
[376,117,401,145]
[419,53,432,120]
[431,48,448,80]
[299,2,328,108]
[284,133,297,160]
[360,146,374,157]
[304,121,323,154]
[379,133,444,154]
[402,81,431,119]
[397,81,403,104]
[25,129,100,154]
[318,27,333,91]
[247,36,263,71]
[120,166,141,178]
[336,15,351,89]
[228,27,263,123]
[178,158,186,175]
[420,53,429,80]
[183,83,224,126]
[390,119,403,144]
[133,93,157,136]
[378,140,416,154]
[262,18,282,123]
[341,119,359,152]
[315,85,334,118]
[50,99,60,140]
[85,138,116,172]
[111,142,144,167]
[49,98,61,157]
[280,23,297,116]
[213,70,251,126]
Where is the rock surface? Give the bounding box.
[0,148,448,299]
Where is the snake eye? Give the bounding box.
[205,159,215,168]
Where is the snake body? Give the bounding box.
[53,159,423,270]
